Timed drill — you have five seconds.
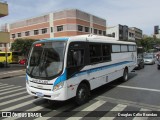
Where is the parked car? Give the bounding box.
[143,55,155,65]
[19,59,27,65]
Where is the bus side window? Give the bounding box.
[68,49,84,67]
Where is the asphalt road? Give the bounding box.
[0,64,160,119]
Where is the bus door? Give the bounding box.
[67,42,88,80]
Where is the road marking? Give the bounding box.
[96,96,160,111]
[18,75,25,78]
[0,86,22,92]
[0,98,36,111]
[117,85,160,93]
[66,100,106,120]
[0,91,27,101]
[34,103,74,119]
[0,95,32,106]
[0,84,8,87]
[0,70,25,75]
[0,88,25,96]
[99,104,127,120]
[0,84,15,89]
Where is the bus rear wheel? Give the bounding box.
[121,68,128,82]
[75,83,90,105]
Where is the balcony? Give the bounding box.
[0,31,10,43]
[0,0,8,17]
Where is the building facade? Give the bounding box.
[2,9,106,51]
[154,25,160,39]
[0,0,9,51]
[130,27,143,41]
[107,24,142,42]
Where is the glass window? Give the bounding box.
[121,45,128,52]
[57,26,63,32]
[103,31,106,36]
[112,45,121,52]
[102,44,111,61]
[27,41,66,79]
[17,33,21,37]
[42,28,47,34]
[12,34,15,38]
[94,29,97,34]
[89,44,102,63]
[25,31,30,36]
[129,45,134,52]
[85,27,89,32]
[78,25,83,31]
[99,30,102,35]
[34,30,39,35]
[68,49,84,67]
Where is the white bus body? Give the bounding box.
[26,35,137,104]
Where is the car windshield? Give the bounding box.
[144,56,153,59]
[26,41,66,79]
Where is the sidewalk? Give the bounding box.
[0,64,26,79]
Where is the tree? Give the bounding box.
[10,38,38,57]
[138,37,160,52]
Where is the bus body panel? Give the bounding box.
[26,35,137,101]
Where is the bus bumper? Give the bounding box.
[26,83,67,101]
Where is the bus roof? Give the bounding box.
[38,34,136,45]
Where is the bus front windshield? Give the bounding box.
[26,41,66,79]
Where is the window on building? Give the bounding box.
[78,25,83,32]
[51,27,53,33]
[99,30,102,35]
[103,31,106,36]
[42,28,47,34]
[57,25,63,32]
[17,33,21,37]
[0,44,3,47]
[34,30,39,35]
[12,34,15,39]
[94,29,97,34]
[25,31,30,36]
[85,27,89,32]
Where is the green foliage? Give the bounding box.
[138,37,160,52]
[10,38,38,56]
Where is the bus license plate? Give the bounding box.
[36,92,44,97]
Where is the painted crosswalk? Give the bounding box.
[0,82,158,120]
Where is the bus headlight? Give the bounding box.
[53,82,64,91]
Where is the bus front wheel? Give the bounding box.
[75,83,90,105]
[121,68,128,82]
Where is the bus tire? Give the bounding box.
[75,83,90,105]
[121,68,128,82]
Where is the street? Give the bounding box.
[0,64,160,120]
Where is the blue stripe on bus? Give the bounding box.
[41,37,69,41]
[72,61,133,77]
[53,61,133,86]
[54,70,67,86]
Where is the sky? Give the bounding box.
[0,0,160,35]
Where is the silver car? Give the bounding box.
[144,55,155,65]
